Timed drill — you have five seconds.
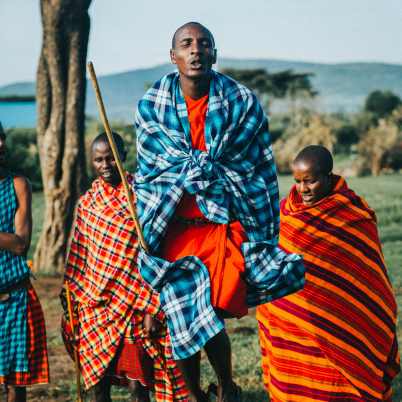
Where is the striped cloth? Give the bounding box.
[135,70,305,359]
[0,175,49,385]
[64,175,188,401]
[256,176,400,401]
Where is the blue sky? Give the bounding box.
[1,0,401,86]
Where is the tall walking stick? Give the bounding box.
[65,282,84,402]
[87,61,148,253]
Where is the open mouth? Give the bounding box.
[190,60,204,70]
[301,195,314,203]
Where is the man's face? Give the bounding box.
[170,24,216,80]
[91,141,121,185]
[292,161,332,206]
[0,132,6,167]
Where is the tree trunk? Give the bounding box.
[34,0,91,274]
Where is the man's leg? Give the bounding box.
[204,329,241,402]
[5,385,26,402]
[127,379,150,402]
[176,351,208,402]
[92,376,111,402]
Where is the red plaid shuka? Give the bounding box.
[0,285,49,386]
[64,175,188,401]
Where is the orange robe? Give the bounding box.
[256,177,399,401]
[161,94,248,318]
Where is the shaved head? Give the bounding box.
[171,21,215,49]
[91,132,125,156]
[293,145,333,175]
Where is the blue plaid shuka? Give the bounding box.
[0,176,30,375]
[135,70,305,359]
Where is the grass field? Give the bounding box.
[26,174,402,401]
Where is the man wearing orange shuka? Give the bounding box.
[134,22,305,402]
[257,145,400,401]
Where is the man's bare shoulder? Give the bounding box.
[13,175,32,195]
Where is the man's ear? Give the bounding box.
[212,48,217,64]
[170,49,177,65]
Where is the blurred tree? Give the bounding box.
[4,129,42,191]
[364,90,401,120]
[357,107,402,176]
[334,125,359,153]
[222,68,317,110]
[35,0,91,274]
[273,111,335,173]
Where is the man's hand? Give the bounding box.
[143,313,162,338]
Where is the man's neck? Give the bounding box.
[101,176,122,189]
[180,74,211,100]
[0,167,8,180]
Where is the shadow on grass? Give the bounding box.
[241,389,269,402]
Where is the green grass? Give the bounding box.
[30,174,402,401]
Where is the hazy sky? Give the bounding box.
[1,0,401,86]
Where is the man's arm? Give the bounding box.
[0,176,32,256]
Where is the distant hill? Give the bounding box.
[1,59,401,122]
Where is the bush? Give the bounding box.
[273,111,336,173]
[364,90,401,120]
[335,125,359,153]
[4,128,42,191]
[357,107,402,175]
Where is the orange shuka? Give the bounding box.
[257,177,400,401]
[161,94,248,318]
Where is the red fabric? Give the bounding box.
[0,285,49,386]
[161,95,248,318]
[111,340,153,388]
[64,175,188,400]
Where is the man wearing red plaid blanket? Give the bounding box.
[62,132,188,402]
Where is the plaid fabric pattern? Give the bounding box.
[135,70,305,359]
[0,289,28,375]
[0,285,50,385]
[0,175,30,375]
[64,175,188,400]
[0,176,30,291]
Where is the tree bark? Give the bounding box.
[35,0,91,274]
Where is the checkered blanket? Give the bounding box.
[0,285,49,385]
[135,70,305,359]
[64,175,188,400]
[0,175,30,375]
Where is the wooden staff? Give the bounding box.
[65,282,84,402]
[87,61,148,252]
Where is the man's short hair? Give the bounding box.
[91,132,126,155]
[293,145,333,175]
[171,21,215,49]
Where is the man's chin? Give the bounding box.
[301,197,315,205]
[186,69,212,79]
[101,174,120,185]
